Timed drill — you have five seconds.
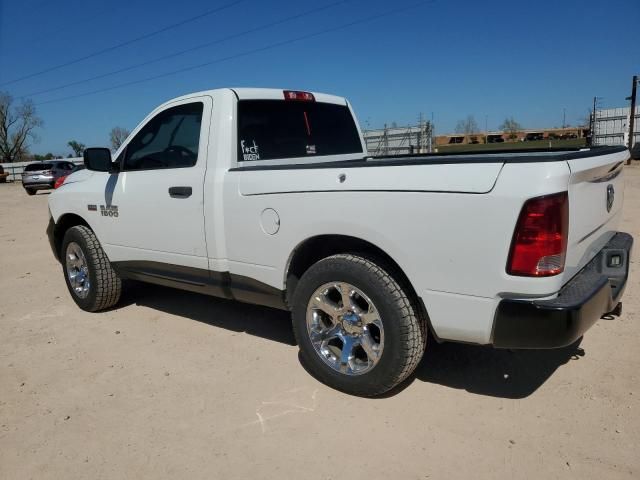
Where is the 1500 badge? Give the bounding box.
[100,205,119,217]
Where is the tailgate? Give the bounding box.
[564,148,629,280]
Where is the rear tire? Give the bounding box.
[291,254,426,397]
[61,225,122,312]
[25,188,35,195]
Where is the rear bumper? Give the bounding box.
[23,175,55,188]
[492,232,633,349]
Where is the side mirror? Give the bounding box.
[84,148,116,172]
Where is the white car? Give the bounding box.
[47,88,632,396]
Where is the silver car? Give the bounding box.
[22,161,78,195]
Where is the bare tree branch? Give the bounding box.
[500,117,522,140]
[455,115,478,135]
[109,126,130,151]
[0,92,43,162]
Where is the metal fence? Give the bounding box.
[593,106,640,146]
[363,123,434,156]
[1,158,83,182]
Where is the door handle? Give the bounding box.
[168,186,192,198]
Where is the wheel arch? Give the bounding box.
[284,234,423,315]
[52,213,92,261]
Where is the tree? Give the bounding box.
[455,115,478,135]
[67,140,86,157]
[110,126,130,151]
[577,109,593,128]
[0,91,43,162]
[500,117,522,140]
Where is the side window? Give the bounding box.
[237,100,362,161]
[123,102,203,171]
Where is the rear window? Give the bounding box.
[237,100,362,161]
[24,163,53,171]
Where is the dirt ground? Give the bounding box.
[1,167,639,480]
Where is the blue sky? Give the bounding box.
[0,0,638,155]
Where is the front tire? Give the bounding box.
[291,254,426,397]
[61,225,122,312]
[25,188,35,195]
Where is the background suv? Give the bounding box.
[22,161,77,195]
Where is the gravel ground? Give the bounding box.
[1,169,639,479]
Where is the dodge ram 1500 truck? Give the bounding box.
[47,88,633,396]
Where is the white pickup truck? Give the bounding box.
[47,88,633,396]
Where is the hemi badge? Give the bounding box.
[88,205,97,211]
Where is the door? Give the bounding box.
[101,97,212,270]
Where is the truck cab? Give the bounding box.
[49,89,365,273]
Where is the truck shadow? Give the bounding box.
[121,281,296,346]
[121,282,585,399]
[411,338,585,399]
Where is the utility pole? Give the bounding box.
[590,96,599,147]
[562,108,566,129]
[382,123,389,156]
[418,112,424,153]
[628,75,638,164]
[431,112,435,153]
[485,115,488,144]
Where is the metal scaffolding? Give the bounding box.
[363,118,434,157]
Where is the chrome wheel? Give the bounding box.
[306,282,384,376]
[65,242,90,298]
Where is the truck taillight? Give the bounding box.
[507,192,569,277]
[283,90,315,101]
[54,176,67,189]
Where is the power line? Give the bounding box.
[21,0,352,98]
[0,0,246,87]
[28,0,137,43]
[36,1,433,107]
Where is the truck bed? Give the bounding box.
[230,145,627,171]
